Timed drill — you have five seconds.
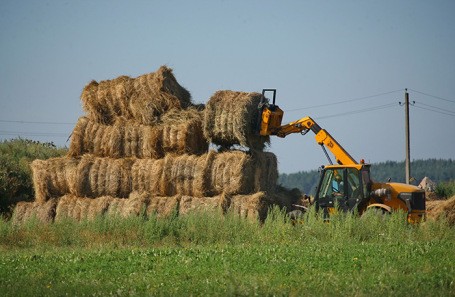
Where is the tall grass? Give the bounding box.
[1,206,453,249]
[1,208,454,296]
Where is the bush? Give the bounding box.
[435,180,455,199]
[0,138,67,215]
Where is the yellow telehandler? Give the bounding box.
[258,89,426,223]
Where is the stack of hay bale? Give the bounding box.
[425,196,455,225]
[12,66,297,224]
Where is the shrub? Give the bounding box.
[435,180,455,199]
[0,138,67,215]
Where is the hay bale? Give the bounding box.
[229,192,271,221]
[132,150,277,197]
[252,151,278,193]
[161,153,202,196]
[204,90,270,150]
[207,150,253,195]
[147,150,245,196]
[55,195,113,221]
[106,192,150,218]
[81,66,192,125]
[68,113,207,158]
[56,192,151,221]
[425,200,440,212]
[32,156,134,201]
[31,158,78,203]
[131,154,204,197]
[146,195,181,218]
[427,196,455,225]
[131,158,164,195]
[207,150,278,195]
[160,108,207,155]
[68,117,124,158]
[55,195,83,221]
[11,199,58,224]
[178,193,229,215]
[75,155,134,198]
[33,151,277,202]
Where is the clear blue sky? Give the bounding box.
[1,0,454,174]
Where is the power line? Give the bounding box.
[0,130,69,137]
[408,89,455,104]
[284,89,404,112]
[415,102,455,115]
[315,103,397,120]
[412,105,455,117]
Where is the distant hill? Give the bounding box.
[278,159,455,195]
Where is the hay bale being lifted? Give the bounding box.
[81,66,192,125]
[204,90,270,150]
[68,111,207,158]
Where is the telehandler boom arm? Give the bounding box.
[270,116,357,166]
[257,89,356,166]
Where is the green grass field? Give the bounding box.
[1,208,454,296]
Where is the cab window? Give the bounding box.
[319,169,345,198]
[346,168,362,199]
[319,168,364,200]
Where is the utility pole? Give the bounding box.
[404,89,411,184]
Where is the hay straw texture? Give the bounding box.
[32,151,277,202]
[146,195,180,218]
[427,196,455,225]
[55,192,150,221]
[178,194,229,215]
[131,152,212,197]
[204,90,270,150]
[229,192,271,221]
[106,192,149,218]
[31,158,78,203]
[48,192,277,221]
[160,108,207,155]
[32,156,134,202]
[132,150,277,197]
[55,195,112,221]
[68,113,207,158]
[11,199,58,224]
[81,66,192,125]
[251,151,278,193]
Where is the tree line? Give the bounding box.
[278,159,455,195]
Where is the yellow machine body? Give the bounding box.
[259,105,284,136]
[257,89,426,223]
